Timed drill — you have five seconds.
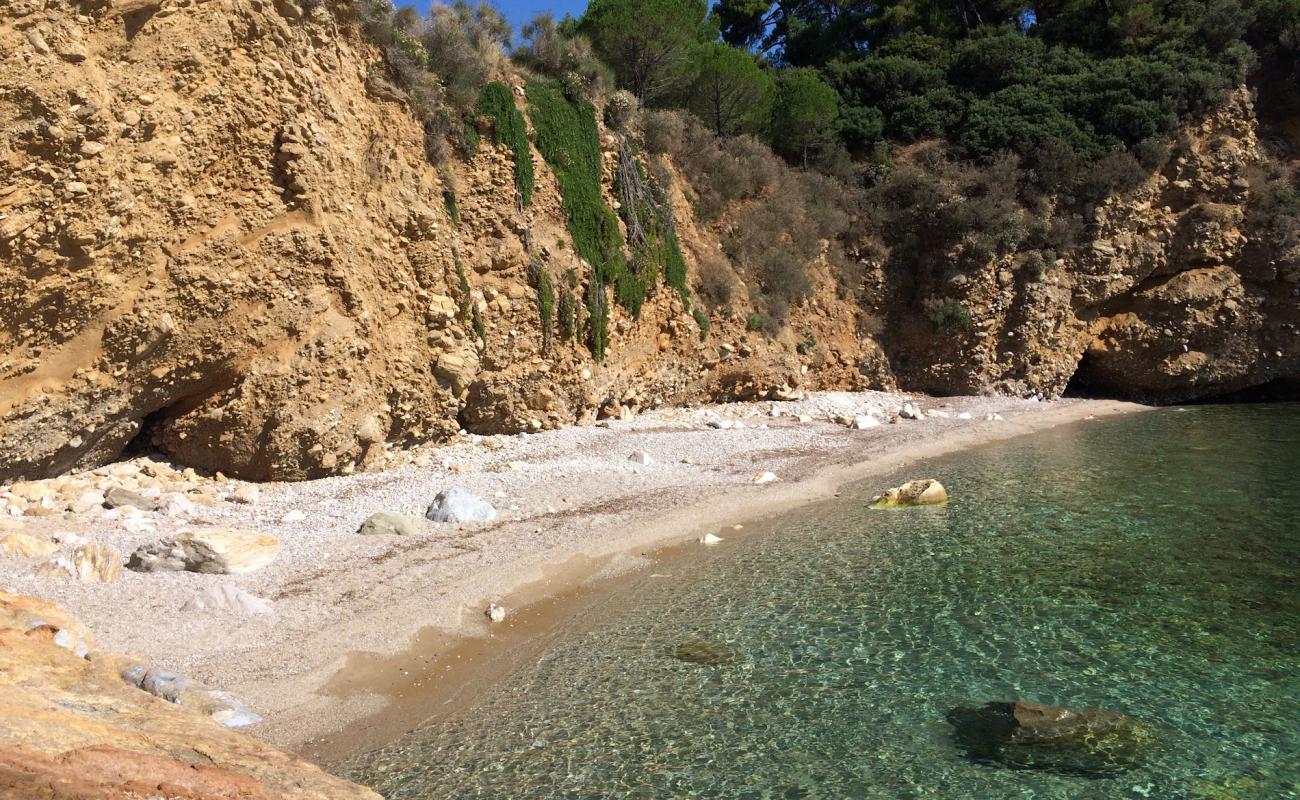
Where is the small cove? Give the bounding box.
[343,404,1300,798]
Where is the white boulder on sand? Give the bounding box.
[425,487,497,524]
[851,415,882,430]
[182,583,274,617]
[628,450,654,465]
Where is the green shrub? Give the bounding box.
[527,80,633,358]
[616,143,692,311]
[515,12,614,99]
[476,82,535,205]
[533,262,556,351]
[557,289,578,341]
[926,299,973,331]
[746,311,774,333]
[585,279,609,361]
[692,307,710,340]
[526,81,625,284]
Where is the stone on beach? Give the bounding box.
[123,665,263,728]
[869,479,949,508]
[227,485,260,505]
[850,415,882,429]
[33,557,75,579]
[0,532,60,559]
[486,602,507,622]
[752,471,779,484]
[182,583,274,617]
[128,529,281,574]
[104,487,158,511]
[628,450,654,465]
[699,532,724,545]
[357,511,423,536]
[72,544,122,583]
[425,487,497,524]
[899,402,925,420]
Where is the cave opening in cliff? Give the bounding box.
[1062,353,1105,400]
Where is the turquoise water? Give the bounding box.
[346,405,1300,798]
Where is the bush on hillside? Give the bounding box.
[515,12,613,99]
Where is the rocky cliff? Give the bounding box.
[875,88,1300,402]
[0,590,378,799]
[1,0,1296,485]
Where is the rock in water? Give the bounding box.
[485,603,507,622]
[356,511,423,536]
[699,532,724,545]
[670,637,735,666]
[182,583,274,617]
[72,544,122,583]
[0,532,59,558]
[869,479,949,508]
[947,700,1154,776]
[128,529,281,574]
[425,487,497,524]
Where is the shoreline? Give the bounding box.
[0,392,1148,769]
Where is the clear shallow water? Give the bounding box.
[346,405,1300,799]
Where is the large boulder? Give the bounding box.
[868,479,949,508]
[947,700,1155,776]
[128,529,281,574]
[425,487,497,524]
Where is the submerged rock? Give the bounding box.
[947,700,1154,776]
[670,637,735,666]
[868,479,949,508]
[425,487,497,524]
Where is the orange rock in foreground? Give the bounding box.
[0,591,378,800]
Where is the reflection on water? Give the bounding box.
[346,405,1300,799]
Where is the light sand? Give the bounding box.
[0,392,1146,763]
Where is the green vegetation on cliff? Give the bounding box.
[476,82,535,205]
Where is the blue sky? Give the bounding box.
[409,0,588,33]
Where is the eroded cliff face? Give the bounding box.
[0,590,378,799]
[0,0,867,483]
[877,89,1299,402]
[1,0,1294,485]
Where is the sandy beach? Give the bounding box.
[0,391,1145,764]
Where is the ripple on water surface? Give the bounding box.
[346,405,1300,799]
